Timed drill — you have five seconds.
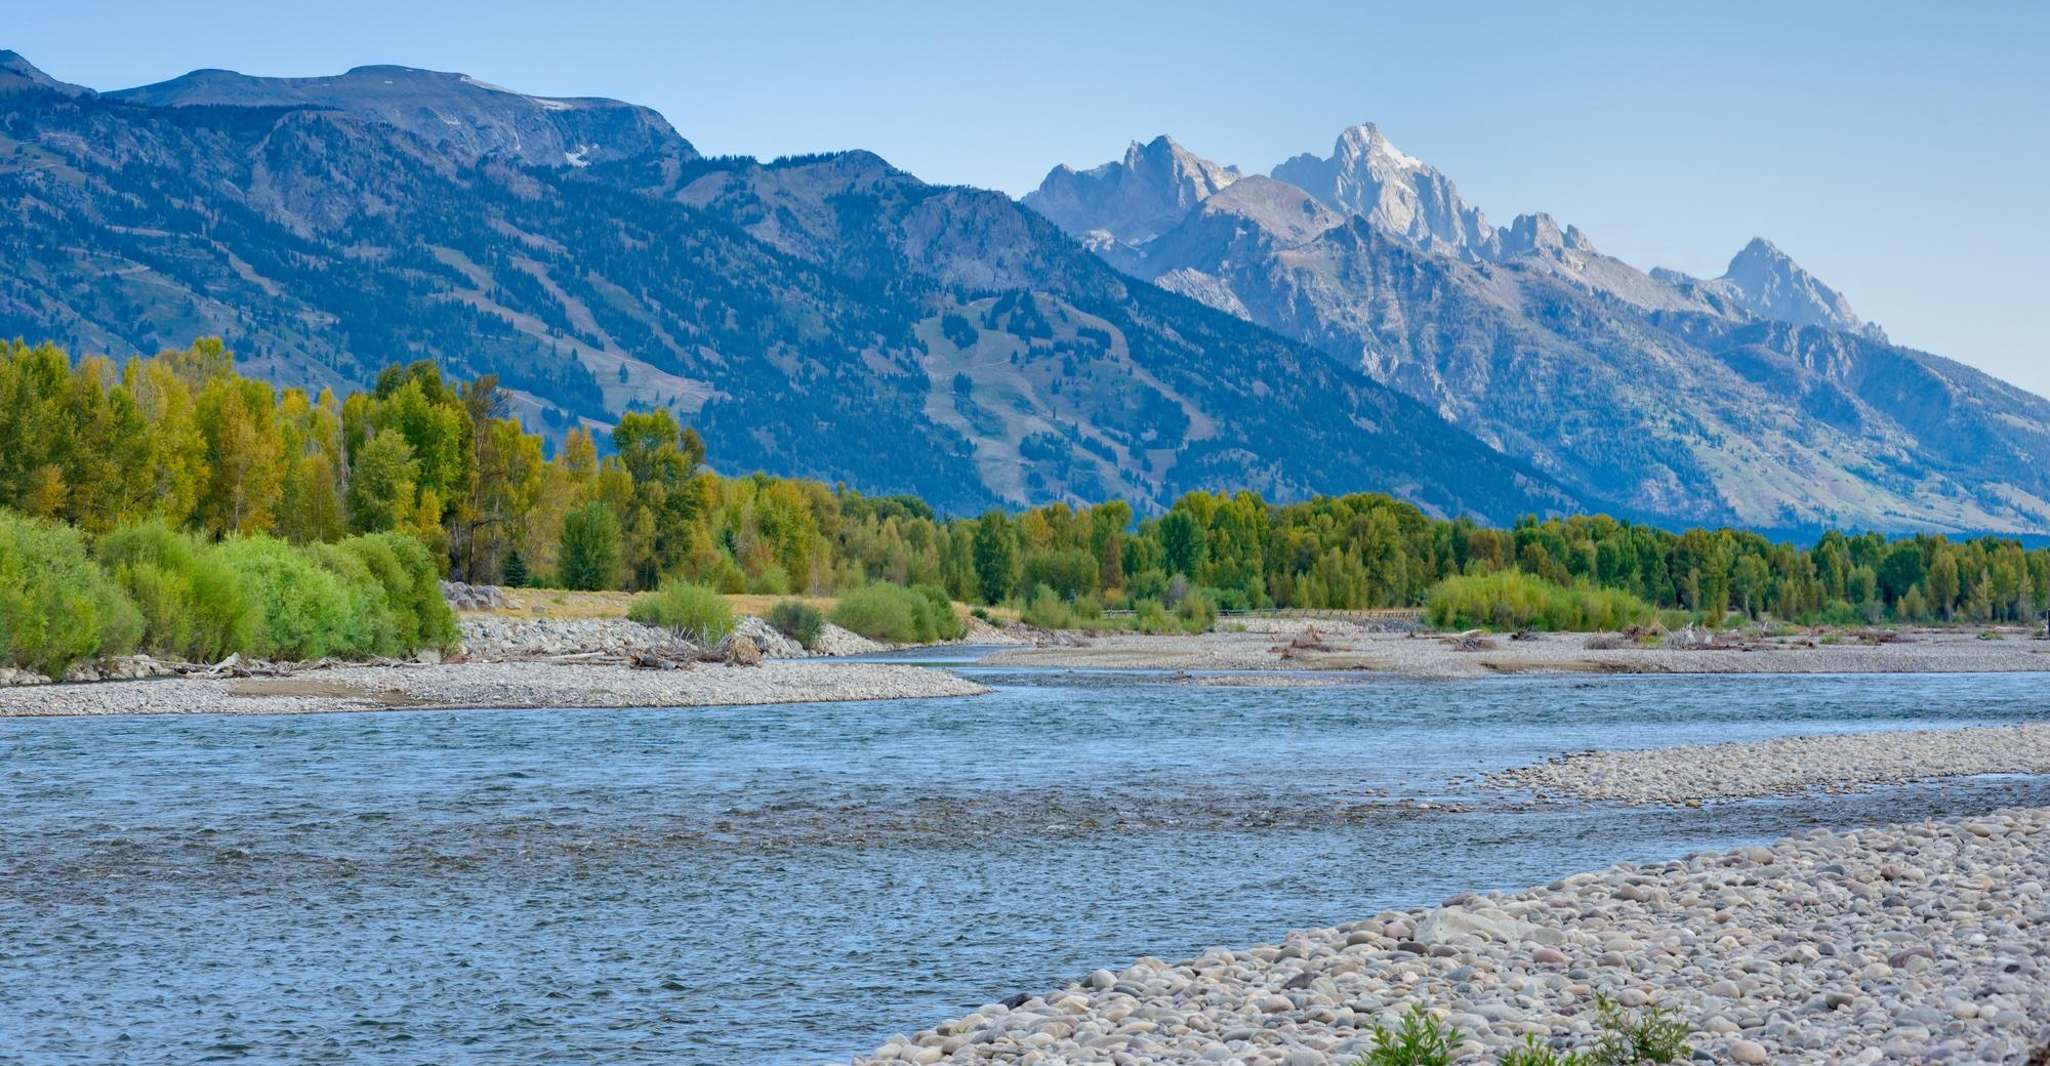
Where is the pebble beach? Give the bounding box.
[1494,723,2050,806]
[848,807,2050,1065]
[985,623,2050,678]
[0,659,989,717]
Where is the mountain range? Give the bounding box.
[1026,128,2050,532]
[2,49,2044,532]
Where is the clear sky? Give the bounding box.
[13,1,2048,397]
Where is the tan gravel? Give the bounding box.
[0,659,989,717]
[849,807,2050,1065]
[1493,723,2050,805]
[983,623,2050,677]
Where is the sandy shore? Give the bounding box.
[849,807,2050,1065]
[982,622,2050,677]
[1494,723,2050,806]
[0,659,988,717]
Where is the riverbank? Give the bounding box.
[0,659,988,717]
[983,621,2050,677]
[850,807,2050,1065]
[1494,723,2050,806]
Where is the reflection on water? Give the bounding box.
[2,670,2045,1064]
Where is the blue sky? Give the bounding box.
[14,1,2048,396]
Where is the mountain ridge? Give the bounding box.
[1024,126,2050,533]
[0,52,1573,523]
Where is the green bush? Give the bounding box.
[96,521,452,664]
[1131,597,1178,634]
[211,536,362,660]
[747,564,791,595]
[97,518,253,662]
[831,584,920,642]
[305,541,399,656]
[831,583,960,643]
[628,580,734,645]
[1588,996,1692,1065]
[1500,1036,1589,1066]
[1021,584,1073,629]
[1358,1006,1461,1066]
[0,511,141,675]
[913,584,966,641]
[1176,587,1218,631]
[323,532,458,654]
[1425,571,1657,632]
[1019,586,1108,631]
[767,599,825,648]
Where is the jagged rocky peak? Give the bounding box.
[1192,175,1347,244]
[1270,123,1497,261]
[0,51,94,98]
[1499,212,1594,257]
[105,62,693,168]
[1658,237,1884,339]
[1023,134,1242,248]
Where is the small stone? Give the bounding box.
[1730,1039,1769,1064]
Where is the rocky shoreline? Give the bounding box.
[848,807,2050,1065]
[0,658,989,717]
[1492,724,2050,806]
[984,622,2050,677]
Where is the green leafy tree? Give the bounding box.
[971,511,1017,604]
[558,500,622,591]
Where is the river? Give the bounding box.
[3,668,2046,1064]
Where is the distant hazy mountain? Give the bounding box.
[1653,238,1886,341]
[1028,125,2050,533]
[105,63,691,169]
[1024,135,1241,253]
[0,53,1571,522]
[1270,123,1498,262]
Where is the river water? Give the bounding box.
[3,669,2047,1064]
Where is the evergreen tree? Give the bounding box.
[559,501,622,591]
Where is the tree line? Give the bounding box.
[5,339,2047,628]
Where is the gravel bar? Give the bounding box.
[0,659,989,717]
[983,625,2050,677]
[848,808,2050,1065]
[1492,724,2050,805]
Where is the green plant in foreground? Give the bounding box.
[1588,995,1693,1065]
[1500,1035,1591,1066]
[627,579,734,645]
[1358,1006,1462,1066]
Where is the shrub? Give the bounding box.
[1588,996,1692,1065]
[747,564,791,595]
[305,542,399,656]
[1358,1006,1461,1066]
[1501,1037,1590,1066]
[767,599,825,648]
[628,580,734,645]
[329,532,457,653]
[1176,587,1217,631]
[913,584,966,641]
[831,583,960,643]
[213,535,357,660]
[1021,584,1073,629]
[1425,571,1657,633]
[558,501,621,591]
[1132,597,1177,634]
[832,583,924,642]
[97,518,252,662]
[0,511,141,675]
